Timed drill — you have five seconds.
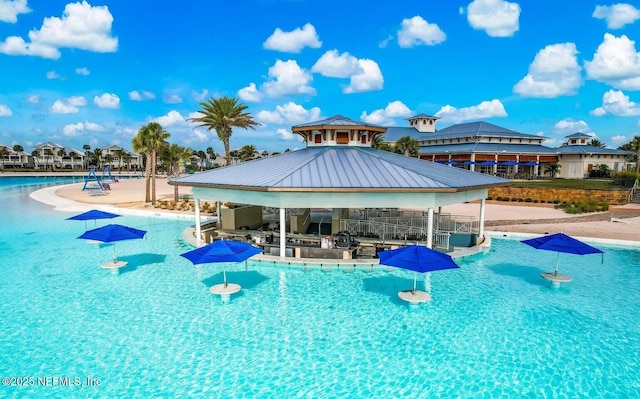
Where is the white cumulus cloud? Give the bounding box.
[192,89,209,102]
[154,110,186,127]
[62,120,105,136]
[0,104,12,117]
[554,119,592,135]
[591,89,640,116]
[75,67,90,75]
[263,23,322,53]
[611,135,630,146]
[0,0,30,23]
[50,96,87,114]
[312,50,384,93]
[584,33,640,90]
[360,101,413,125]
[466,0,521,37]
[277,128,295,140]
[163,94,183,104]
[261,59,315,98]
[593,3,640,29]
[256,102,321,125]
[0,1,117,59]
[397,16,446,48]
[435,99,507,123]
[94,93,120,109]
[26,94,39,104]
[513,43,582,98]
[238,83,262,102]
[46,70,62,80]
[128,90,155,101]
[312,50,360,78]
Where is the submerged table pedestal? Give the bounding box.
[398,289,431,304]
[541,272,572,287]
[210,283,241,304]
[100,260,128,275]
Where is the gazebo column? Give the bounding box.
[470,154,476,172]
[479,198,486,242]
[216,201,221,229]
[426,207,434,249]
[195,198,202,247]
[279,208,286,258]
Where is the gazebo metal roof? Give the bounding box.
[170,145,509,208]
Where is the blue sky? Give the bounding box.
[1,0,640,155]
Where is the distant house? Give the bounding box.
[383,115,633,179]
[99,145,143,170]
[0,143,31,168]
[32,142,85,170]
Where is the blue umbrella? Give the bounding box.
[67,209,121,229]
[521,233,603,276]
[378,245,459,293]
[500,161,519,166]
[78,224,146,262]
[181,240,263,287]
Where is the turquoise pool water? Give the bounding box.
[1,177,639,398]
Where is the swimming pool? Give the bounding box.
[1,177,639,398]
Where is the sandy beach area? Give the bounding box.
[50,177,640,243]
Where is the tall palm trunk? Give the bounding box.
[144,153,152,203]
[224,139,231,166]
[151,149,157,205]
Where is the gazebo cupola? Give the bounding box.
[291,115,387,147]
[406,113,439,133]
[565,132,592,146]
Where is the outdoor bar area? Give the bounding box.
[190,205,483,261]
[171,115,510,264]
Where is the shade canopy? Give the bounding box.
[378,245,460,273]
[499,161,519,166]
[67,209,121,221]
[78,224,146,243]
[521,233,603,256]
[521,161,539,166]
[477,161,498,166]
[181,240,263,265]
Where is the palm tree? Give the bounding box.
[159,144,193,202]
[239,145,258,162]
[113,149,126,172]
[588,138,606,148]
[618,136,640,173]
[70,152,81,169]
[43,149,53,170]
[0,147,8,171]
[104,154,114,170]
[229,149,239,165]
[132,131,152,203]
[395,136,420,157]
[545,162,561,178]
[196,150,206,170]
[12,144,23,168]
[188,96,260,166]
[57,148,66,169]
[206,146,216,166]
[82,144,91,168]
[122,153,132,171]
[133,122,171,204]
[31,150,39,169]
[92,148,103,168]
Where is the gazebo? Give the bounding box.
[169,115,509,258]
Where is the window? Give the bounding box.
[336,132,349,144]
[314,134,322,144]
[360,135,367,144]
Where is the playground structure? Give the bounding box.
[82,167,115,194]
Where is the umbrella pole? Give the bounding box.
[113,244,117,262]
[554,252,560,276]
[413,273,417,293]
[223,269,227,288]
